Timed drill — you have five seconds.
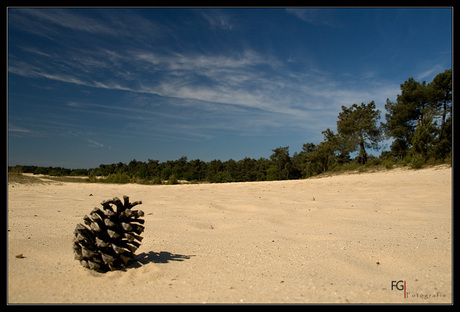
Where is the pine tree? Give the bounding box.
[337,101,381,164]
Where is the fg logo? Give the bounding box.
[391,280,407,298]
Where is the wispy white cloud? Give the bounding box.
[9,8,167,49]
[135,49,398,118]
[131,49,307,115]
[200,9,235,31]
[17,46,54,57]
[87,138,111,149]
[66,101,186,121]
[8,60,93,87]
[134,49,273,76]
[13,8,124,36]
[415,64,447,81]
[8,124,32,133]
[286,8,338,27]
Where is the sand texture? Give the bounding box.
[8,166,452,304]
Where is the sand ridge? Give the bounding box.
[7,166,452,303]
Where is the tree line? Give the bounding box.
[9,69,451,183]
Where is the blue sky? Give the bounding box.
[8,7,452,169]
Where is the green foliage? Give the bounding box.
[151,176,163,185]
[104,172,131,184]
[381,158,396,170]
[411,115,438,157]
[88,170,97,183]
[270,147,291,180]
[265,166,279,181]
[167,174,179,185]
[8,165,88,177]
[410,153,426,169]
[212,171,232,183]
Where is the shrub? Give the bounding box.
[88,170,98,183]
[382,159,395,169]
[104,173,132,184]
[167,174,179,185]
[212,171,232,183]
[265,166,279,181]
[151,176,162,185]
[410,153,425,169]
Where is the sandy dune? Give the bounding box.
[7,166,452,304]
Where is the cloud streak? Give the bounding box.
[200,9,235,31]
[18,8,119,35]
[87,139,110,149]
[9,8,165,40]
[286,8,338,27]
[8,124,32,133]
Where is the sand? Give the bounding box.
[7,166,452,304]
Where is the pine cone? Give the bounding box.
[73,195,145,272]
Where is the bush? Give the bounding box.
[410,153,425,169]
[265,166,279,181]
[444,152,452,165]
[401,155,411,167]
[212,171,232,183]
[88,170,98,183]
[382,159,395,169]
[365,158,381,167]
[151,176,162,185]
[104,172,131,183]
[426,157,439,166]
[167,174,179,185]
